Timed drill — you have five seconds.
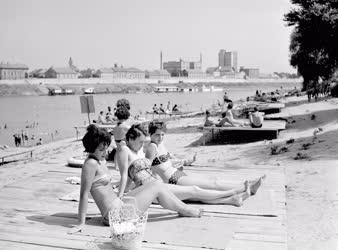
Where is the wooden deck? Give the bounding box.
[203,120,286,144]
[0,152,286,249]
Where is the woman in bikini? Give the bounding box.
[69,125,203,234]
[115,124,251,206]
[145,121,264,194]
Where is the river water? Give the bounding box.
[0,81,300,147]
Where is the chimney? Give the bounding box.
[160,51,163,70]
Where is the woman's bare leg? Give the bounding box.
[177,174,266,194]
[189,180,251,206]
[128,181,202,217]
[177,175,244,191]
[166,182,246,201]
[199,191,250,206]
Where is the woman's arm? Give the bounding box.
[116,146,129,198]
[69,159,96,234]
[78,160,96,224]
[145,143,157,163]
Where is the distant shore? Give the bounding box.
[0,78,301,97]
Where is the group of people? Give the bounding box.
[205,102,264,128]
[96,106,117,124]
[152,101,179,114]
[69,98,265,234]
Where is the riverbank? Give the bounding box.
[0,78,301,97]
[1,96,337,249]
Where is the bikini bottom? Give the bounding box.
[168,170,187,185]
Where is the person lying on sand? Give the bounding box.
[68,125,203,234]
[145,121,265,199]
[115,124,251,206]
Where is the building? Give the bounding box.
[163,54,203,77]
[97,67,145,79]
[112,67,145,79]
[29,68,47,78]
[186,69,207,78]
[0,63,28,80]
[145,70,170,79]
[218,50,238,72]
[97,68,115,78]
[239,67,260,78]
[45,67,79,79]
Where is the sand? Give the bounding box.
[0,96,337,249]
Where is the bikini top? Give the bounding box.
[149,143,176,181]
[152,152,170,166]
[86,155,115,218]
[86,155,112,189]
[128,158,155,186]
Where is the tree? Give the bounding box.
[284,0,338,91]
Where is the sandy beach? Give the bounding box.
[0,96,337,249]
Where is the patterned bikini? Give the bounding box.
[151,151,187,185]
[128,158,158,187]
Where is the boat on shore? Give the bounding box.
[84,87,95,94]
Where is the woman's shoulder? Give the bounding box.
[83,158,99,171]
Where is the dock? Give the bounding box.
[0,141,286,249]
[203,120,286,144]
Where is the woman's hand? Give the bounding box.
[67,223,84,234]
[184,153,197,166]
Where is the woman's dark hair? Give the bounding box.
[205,110,210,116]
[148,120,167,135]
[82,124,111,153]
[116,99,130,110]
[115,106,130,120]
[126,123,148,141]
[227,102,233,109]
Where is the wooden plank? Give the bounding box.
[0,240,63,250]
[228,239,286,250]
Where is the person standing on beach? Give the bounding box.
[166,101,171,113]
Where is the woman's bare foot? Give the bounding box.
[248,175,265,195]
[229,194,243,207]
[179,206,203,217]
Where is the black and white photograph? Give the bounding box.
[0,0,337,249]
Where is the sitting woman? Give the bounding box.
[116,124,250,206]
[145,121,264,194]
[69,125,203,234]
[249,107,264,128]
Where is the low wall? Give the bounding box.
[0,77,302,85]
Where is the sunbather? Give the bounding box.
[116,124,251,206]
[220,102,248,127]
[69,125,202,234]
[145,121,264,194]
[249,107,264,128]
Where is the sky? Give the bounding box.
[1,0,296,73]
